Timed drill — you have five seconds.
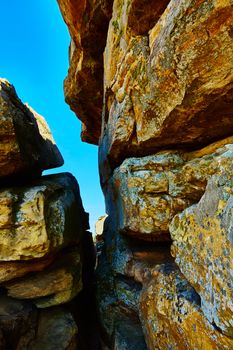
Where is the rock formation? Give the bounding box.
[0,78,96,349]
[58,0,233,349]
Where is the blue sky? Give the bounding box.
[0,0,105,232]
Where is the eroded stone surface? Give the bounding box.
[0,295,37,349]
[96,240,147,348]
[106,138,233,239]
[57,0,113,144]
[0,79,63,179]
[0,255,55,283]
[170,174,233,337]
[140,264,233,350]
[4,249,82,308]
[100,0,233,174]
[0,172,88,261]
[32,307,78,350]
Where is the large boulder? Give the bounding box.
[0,172,88,261]
[100,0,233,174]
[170,173,233,337]
[105,138,233,240]
[140,264,233,350]
[0,79,63,179]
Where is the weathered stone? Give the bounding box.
[0,295,37,349]
[0,172,88,261]
[95,214,108,238]
[170,174,233,337]
[32,307,78,350]
[57,0,113,144]
[5,249,82,308]
[96,244,147,348]
[0,79,63,179]
[112,313,148,350]
[101,216,172,282]
[140,264,233,350]
[105,138,233,239]
[100,0,233,174]
[0,255,55,283]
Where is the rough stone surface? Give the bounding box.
[0,172,88,261]
[0,255,55,283]
[99,0,233,175]
[57,0,113,144]
[4,249,82,308]
[96,239,147,348]
[101,216,172,282]
[140,264,233,350]
[0,295,39,349]
[0,79,63,179]
[170,174,233,337]
[32,307,78,350]
[105,138,233,239]
[54,0,233,348]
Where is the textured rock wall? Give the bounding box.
[0,79,97,349]
[58,0,233,349]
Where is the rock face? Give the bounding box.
[99,0,233,173]
[0,79,63,179]
[57,0,113,144]
[0,173,87,261]
[0,295,78,350]
[170,174,233,337]
[140,264,233,350]
[49,0,233,348]
[0,80,97,349]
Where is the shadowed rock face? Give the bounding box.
[57,0,113,145]
[0,295,78,350]
[0,79,63,180]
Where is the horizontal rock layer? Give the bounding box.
[0,172,88,261]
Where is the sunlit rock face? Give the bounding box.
[105,138,233,240]
[0,79,63,179]
[99,0,233,176]
[57,0,233,348]
[170,173,233,337]
[139,264,233,350]
[57,0,113,145]
[0,173,87,261]
[0,79,96,349]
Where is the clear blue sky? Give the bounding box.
[0,0,105,232]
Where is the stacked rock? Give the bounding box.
[58,0,233,349]
[0,79,90,349]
